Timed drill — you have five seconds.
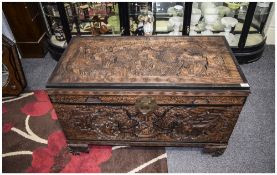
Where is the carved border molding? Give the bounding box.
[48,36,243,85]
[49,95,245,105]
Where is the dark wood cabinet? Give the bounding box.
[3,2,48,58]
[2,35,27,96]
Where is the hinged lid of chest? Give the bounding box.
[47,36,249,90]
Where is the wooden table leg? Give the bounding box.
[202,144,227,157]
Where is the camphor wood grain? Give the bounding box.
[47,36,244,87]
[47,36,250,156]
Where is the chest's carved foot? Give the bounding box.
[68,143,89,155]
[202,144,227,157]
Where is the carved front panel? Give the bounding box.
[48,36,244,85]
[54,103,242,143]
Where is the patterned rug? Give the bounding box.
[2,90,168,173]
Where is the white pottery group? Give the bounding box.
[189,2,239,45]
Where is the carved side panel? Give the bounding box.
[53,103,242,143]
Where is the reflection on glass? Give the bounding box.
[155,2,184,35]
[2,64,9,87]
[253,2,271,30]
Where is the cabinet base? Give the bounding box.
[232,39,266,64]
[67,140,227,157]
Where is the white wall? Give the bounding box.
[2,11,15,42]
[265,3,275,45]
[2,11,22,58]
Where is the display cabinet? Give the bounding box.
[187,2,273,63]
[3,2,48,58]
[154,2,185,35]
[128,2,152,35]
[41,2,121,60]
[65,2,121,36]
[41,2,273,63]
[41,2,70,60]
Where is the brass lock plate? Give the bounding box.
[135,96,157,115]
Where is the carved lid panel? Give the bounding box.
[47,36,247,88]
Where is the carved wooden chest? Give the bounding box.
[47,36,250,156]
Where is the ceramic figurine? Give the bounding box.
[220,17,238,45]
[174,5,183,11]
[216,6,231,17]
[167,7,177,16]
[168,16,183,35]
[132,11,154,36]
[53,26,66,41]
[167,5,184,35]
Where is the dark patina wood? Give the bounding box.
[47,36,250,156]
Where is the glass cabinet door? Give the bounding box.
[189,2,272,47]
[155,2,185,35]
[66,2,120,36]
[245,2,272,46]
